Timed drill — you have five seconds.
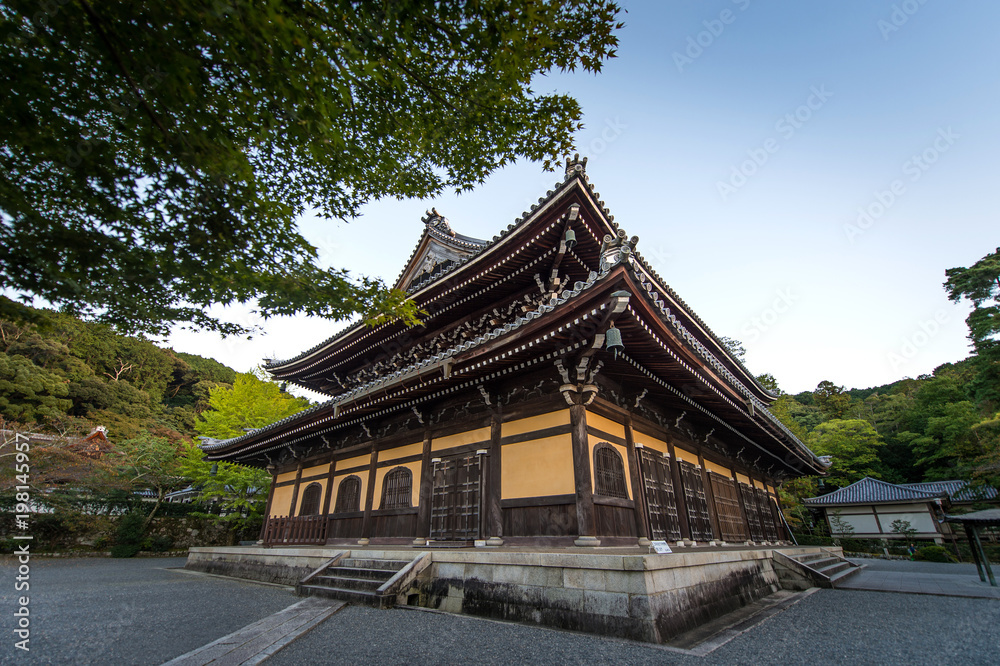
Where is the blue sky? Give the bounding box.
[168,0,998,396]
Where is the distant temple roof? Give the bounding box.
[902,480,999,503]
[805,476,964,506]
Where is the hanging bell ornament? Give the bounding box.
[564,228,577,250]
[605,325,624,359]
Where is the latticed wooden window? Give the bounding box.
[299,483,322,516]
[334,476,361,513]
[381,467,412,509]
[594,444,629,499]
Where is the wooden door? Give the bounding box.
[430,452,482,541]
[740,484,765,541]
[709,473,748,542]
[638,449,682,541]
[678,460,714,541]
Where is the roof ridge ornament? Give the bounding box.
[599,228,639,271]
[564,153,588,180]
[421,207,455,236]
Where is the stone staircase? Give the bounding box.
[773,549,864,590]
[297,552,431,608]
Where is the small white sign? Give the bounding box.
[651,540,673,554]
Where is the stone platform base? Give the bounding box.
[185,545,833,643]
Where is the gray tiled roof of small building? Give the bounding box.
[903,480,999,502]
[804,476,948,506]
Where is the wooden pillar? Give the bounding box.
[288,461,304,517]
[871,506,884,533]
[360,446,379,543]
[321,454,338,517]
[731,468,751,543]
[665,441,691,540]
[487,411,503,541]
[257,467,278,543]
[415,429,433,544]
[570,403,599,546]
[623,416,649,544]
[697,452,721,541]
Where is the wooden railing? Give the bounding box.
[262,515,328,546]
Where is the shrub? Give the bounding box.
[914,545,955,563]
[112,512,146,558]
[146,535,174,552]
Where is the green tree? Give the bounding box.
[0,0,623,336]
[814,380,853,420]
[945,248,1000,409]
[179,442,271,518]
[109,432,188,528]
[807,419,885,488]
[195,372,310,440]
[0,352,72,424]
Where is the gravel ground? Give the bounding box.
[0,557,298,665]
[2,557,997,666]
[268,589,1000,666]
[847,557,985,575]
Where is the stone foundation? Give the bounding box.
[185,546,831,642]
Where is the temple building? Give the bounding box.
[201,156,829,549]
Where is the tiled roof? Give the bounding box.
[804,477,948,506]
[901,480,999,503]
[946,508,1000,525]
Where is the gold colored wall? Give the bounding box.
[432,426,492,452]
[502,435,574,499]
[271,485,294,517]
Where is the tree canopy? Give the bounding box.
[0,0,623,336]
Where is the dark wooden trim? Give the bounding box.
[288,462,304,517]
[370,507,419,517]
[500,424,572,446]
[296,471,331,484]
[593,496,635,509]
[500,394,568,423]
[416,430,433,539]
[321,454,337,517]
[570,403,596,537]
[488,411,503,538]
[273,479,297,489]
[329,510,365,519]
[624,416,649,540]
[428,414,494,441]
[501,536,579,547]
[698,453,722,540]
[500,494,576,509]
[586,426,628,447]
[360,448,379,538]
[666,440,691,539]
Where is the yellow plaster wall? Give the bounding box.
[735,473,751,486]
[276,471,297,484]
[633,433,669,455]
[674,446,700,465]
[338,454,371,471]
[330,470,369,512]
[270,485,294,517]
[502,435,574,499]
[588,435,632,499]
[586,412,626,439]
[432,426,492,452]
[503,410,570,437]
[705,460,732,477]
[373,461,422,509]
[294,478,329,515]
[380,442,423,461]
[301,462,331,479]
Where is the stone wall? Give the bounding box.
[186,546,346,586]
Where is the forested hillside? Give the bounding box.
[0,296,238,439]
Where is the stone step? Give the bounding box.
[829,565,863,587]
[325,566,397,581]
[793,553,829,564]
[312,574,386,592]
[816,561,851,577]
[299,583,385,606]
[803,556,841,570]
[340,558,410,571]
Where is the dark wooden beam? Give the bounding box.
[698,452,722,541]
[288,461,304,517]
[624,415,649,543]
[570,403,598,544]
[666,440,691,540]
[360,447,379,541]
[487,411,503,539]
[415,429,433,543]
